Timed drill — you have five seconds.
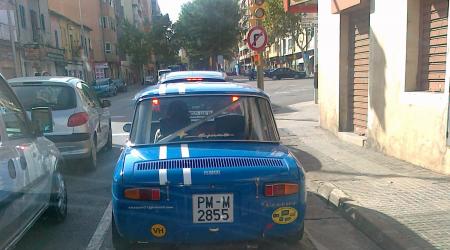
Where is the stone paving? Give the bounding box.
[276,101,450,250]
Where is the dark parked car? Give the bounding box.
[113,79,127,92]
[266,68,306,80]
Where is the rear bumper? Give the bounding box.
[112,196,306,244]
[46,133,91,160]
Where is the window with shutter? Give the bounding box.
[418,0,449,92]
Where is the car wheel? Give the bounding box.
[85,136,97,169]
[48,171,67,222]
[106,123,113,151]
[112,212,132,250]
[285,223,304,245]
[272,75,278,80]
[294,74,300,79]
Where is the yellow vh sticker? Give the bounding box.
[272,207,298,224]
[150,224,166,238]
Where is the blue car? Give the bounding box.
[92,78,117,97]
[112,82,306,248]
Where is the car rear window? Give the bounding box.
[130,95,279,145]
[11,85,76,111]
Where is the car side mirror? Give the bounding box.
[31,107,53,136]
[101,100,111,108]
[123,123,132,133]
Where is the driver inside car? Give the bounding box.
[154,100,191,142]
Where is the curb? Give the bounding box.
[307,180,428,250]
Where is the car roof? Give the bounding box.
[8,76,81,87]
[162,71,225,81]
[137,82,269,101]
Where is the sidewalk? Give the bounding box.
[276,102,450,250]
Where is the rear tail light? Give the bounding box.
[67,112,89,127]
[264,183,299,197]
[124,188,161,201]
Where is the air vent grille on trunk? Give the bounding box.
[135,157,284,170]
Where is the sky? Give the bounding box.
[158,0,192,22]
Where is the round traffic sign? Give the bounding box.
[246,26,268,52]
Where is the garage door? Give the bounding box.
[419,0,448,92]
[349,7,370,136]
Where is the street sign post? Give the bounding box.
[246,25,268,90]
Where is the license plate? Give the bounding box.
[192,194,234,223]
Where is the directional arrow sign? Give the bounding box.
[247,26,268,52]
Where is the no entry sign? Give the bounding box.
[246,26,268,52]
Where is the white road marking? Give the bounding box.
[158,84,167,95]
[159,169,168,185]
[112,133,129,136]
[86,201,112,250]
[183,168,192,186]
[181,144,189,158]
[159,145,167,160]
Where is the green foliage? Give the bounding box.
[176,0,242,68]
[149,14,180,67]
[117,21,150,67]
[263,0,314,52]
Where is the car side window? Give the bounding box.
[80,83,101,108]
[0,80,32,140]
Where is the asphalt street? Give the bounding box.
[15,78,378,250]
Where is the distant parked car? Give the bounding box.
[113,79,127,92]
[266,68,306,80]
[92,78,117,97]
[9,76,112,169]
[0,74,67,249]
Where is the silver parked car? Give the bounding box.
[8,77,112,168]
[0,74,67,249]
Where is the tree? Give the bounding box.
[149,14,180,68]
[176,0,241,70]
[263,0,314,75]
[117,21,151,79]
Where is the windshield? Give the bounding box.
[130,95,279,145]
[11,85,76,111]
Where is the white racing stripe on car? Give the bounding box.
[159,145,167,160]
[178,83,186,94]
[181,144,189,158]
[183,168,192,186]
[159,169,168,185]
[86,201,112,250]
[158,84,167,95]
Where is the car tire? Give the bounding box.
[294,74,300,79]
[47,171,67,222]
[112,212,132,250]
[285,223,304,245]
[106,123,113,151]
[85,136,97,169]
[272,75,278,80]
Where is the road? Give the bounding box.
[15,78,379,250]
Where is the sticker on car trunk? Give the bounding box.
[272,207,298,224]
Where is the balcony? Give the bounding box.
[24,44,65,63]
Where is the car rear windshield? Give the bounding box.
[130,95,279,145]
[12,85,76,111]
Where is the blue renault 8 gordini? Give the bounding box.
[112,82,306,249]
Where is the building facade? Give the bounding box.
[15,0,65,77]
[0,1,19,79]
[318,0,450,174]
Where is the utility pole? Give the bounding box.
[313,25,318,104]
[256,20,264,90]
[7,9,18,77]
